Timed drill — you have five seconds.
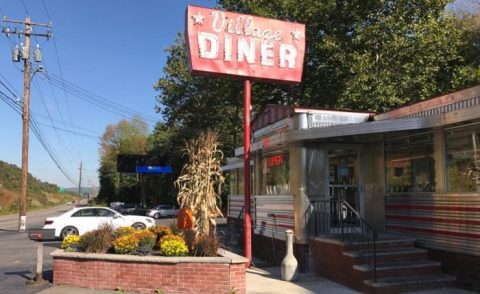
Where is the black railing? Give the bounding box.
[308,200,377,281]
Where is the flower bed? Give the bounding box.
[51,248,247,294]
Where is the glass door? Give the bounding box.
[328,148,361,220]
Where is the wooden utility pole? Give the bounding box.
[78,161,82,205]
[19,17,32,232]
[2,16,52,232]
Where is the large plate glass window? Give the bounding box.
[261,151,289,195]
[385,132,436,193]
[445,124,480,192]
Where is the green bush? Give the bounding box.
[80,225,114,253]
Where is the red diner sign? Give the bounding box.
[185,5,306,84]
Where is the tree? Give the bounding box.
[339,0,480,111]
[97,117,149,204]
[156,1,480,133]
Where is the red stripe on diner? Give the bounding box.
[277,224,295,229]
[270,214,294,220]
[258,222,294,230]
[386,204,480,212]
[386,215,480,226]
[386,225,480,239]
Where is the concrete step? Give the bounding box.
[354,260,442,279]
[344,237,417,251]
[343,247,429,264]
[364,273,456,294]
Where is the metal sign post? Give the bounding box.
[243,79,252,266]
[185,5,305,268]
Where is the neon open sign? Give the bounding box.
[267,154,284,167]
[186,5,305,83]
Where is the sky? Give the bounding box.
[0,0,215,188]
[0,1,476,189]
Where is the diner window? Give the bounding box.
[238,168,245,195]
[228,170,238,195]
[385,132,436,193]
[445,125,480,192]
[261,151,289,195]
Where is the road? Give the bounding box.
[0,204,177,294]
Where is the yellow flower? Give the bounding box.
[61,235,81,249]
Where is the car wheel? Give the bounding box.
[153,213,160,219]
[132,222,146,230]
[60,226,79,239]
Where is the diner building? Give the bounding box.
[223,85,480,291]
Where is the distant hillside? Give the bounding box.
[0,160,75,214]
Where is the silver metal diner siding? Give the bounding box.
[385,193,480,256]
[226,85,480,256]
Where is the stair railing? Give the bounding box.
[307,199,377,281]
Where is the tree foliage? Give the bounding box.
[97,117,149,203]
[156,1,480,121]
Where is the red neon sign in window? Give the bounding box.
[267,154,284,167]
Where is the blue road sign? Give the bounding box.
[135,165,173,174]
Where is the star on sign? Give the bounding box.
[191,12,205,25]
[291,29,302,41]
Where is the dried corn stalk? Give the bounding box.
[175,130,224,235]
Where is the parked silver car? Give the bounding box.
[146,205,179,219]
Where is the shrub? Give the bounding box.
[80,225,114,253]
[159,235,188,256]
[131,229,156,255]
[181,229,197,251]
[149,225,172,238]
[61,235,81,252]
[113,234,139,254]
[192,233,220,257]
[113,226,135,238]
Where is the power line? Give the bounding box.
[0,89,76,184]
[41,72,159,124]
[41,0,51,20]
[42,0,83,159]
[36,122,99,139]
[19,0,30,16]
[33,78,83,165]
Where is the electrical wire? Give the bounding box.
[34,78,83,164]
[19,0,30,16]
[0,89,76,185]
[42,72,159,124]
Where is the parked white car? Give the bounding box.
[42,207,155,239]
[146,205,179,219]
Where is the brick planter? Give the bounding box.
[51,248,247,294]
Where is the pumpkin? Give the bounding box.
[177,207,194,230]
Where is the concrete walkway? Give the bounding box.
[246,266,359,294]
[34,265,477,294]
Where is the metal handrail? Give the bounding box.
[308,199,377,281]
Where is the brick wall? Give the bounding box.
[309,237,367,291]
[52,251,246,294]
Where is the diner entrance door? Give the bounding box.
[327,147,362,225]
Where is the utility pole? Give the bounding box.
[78,161,82,205]
[2,16,52,232]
